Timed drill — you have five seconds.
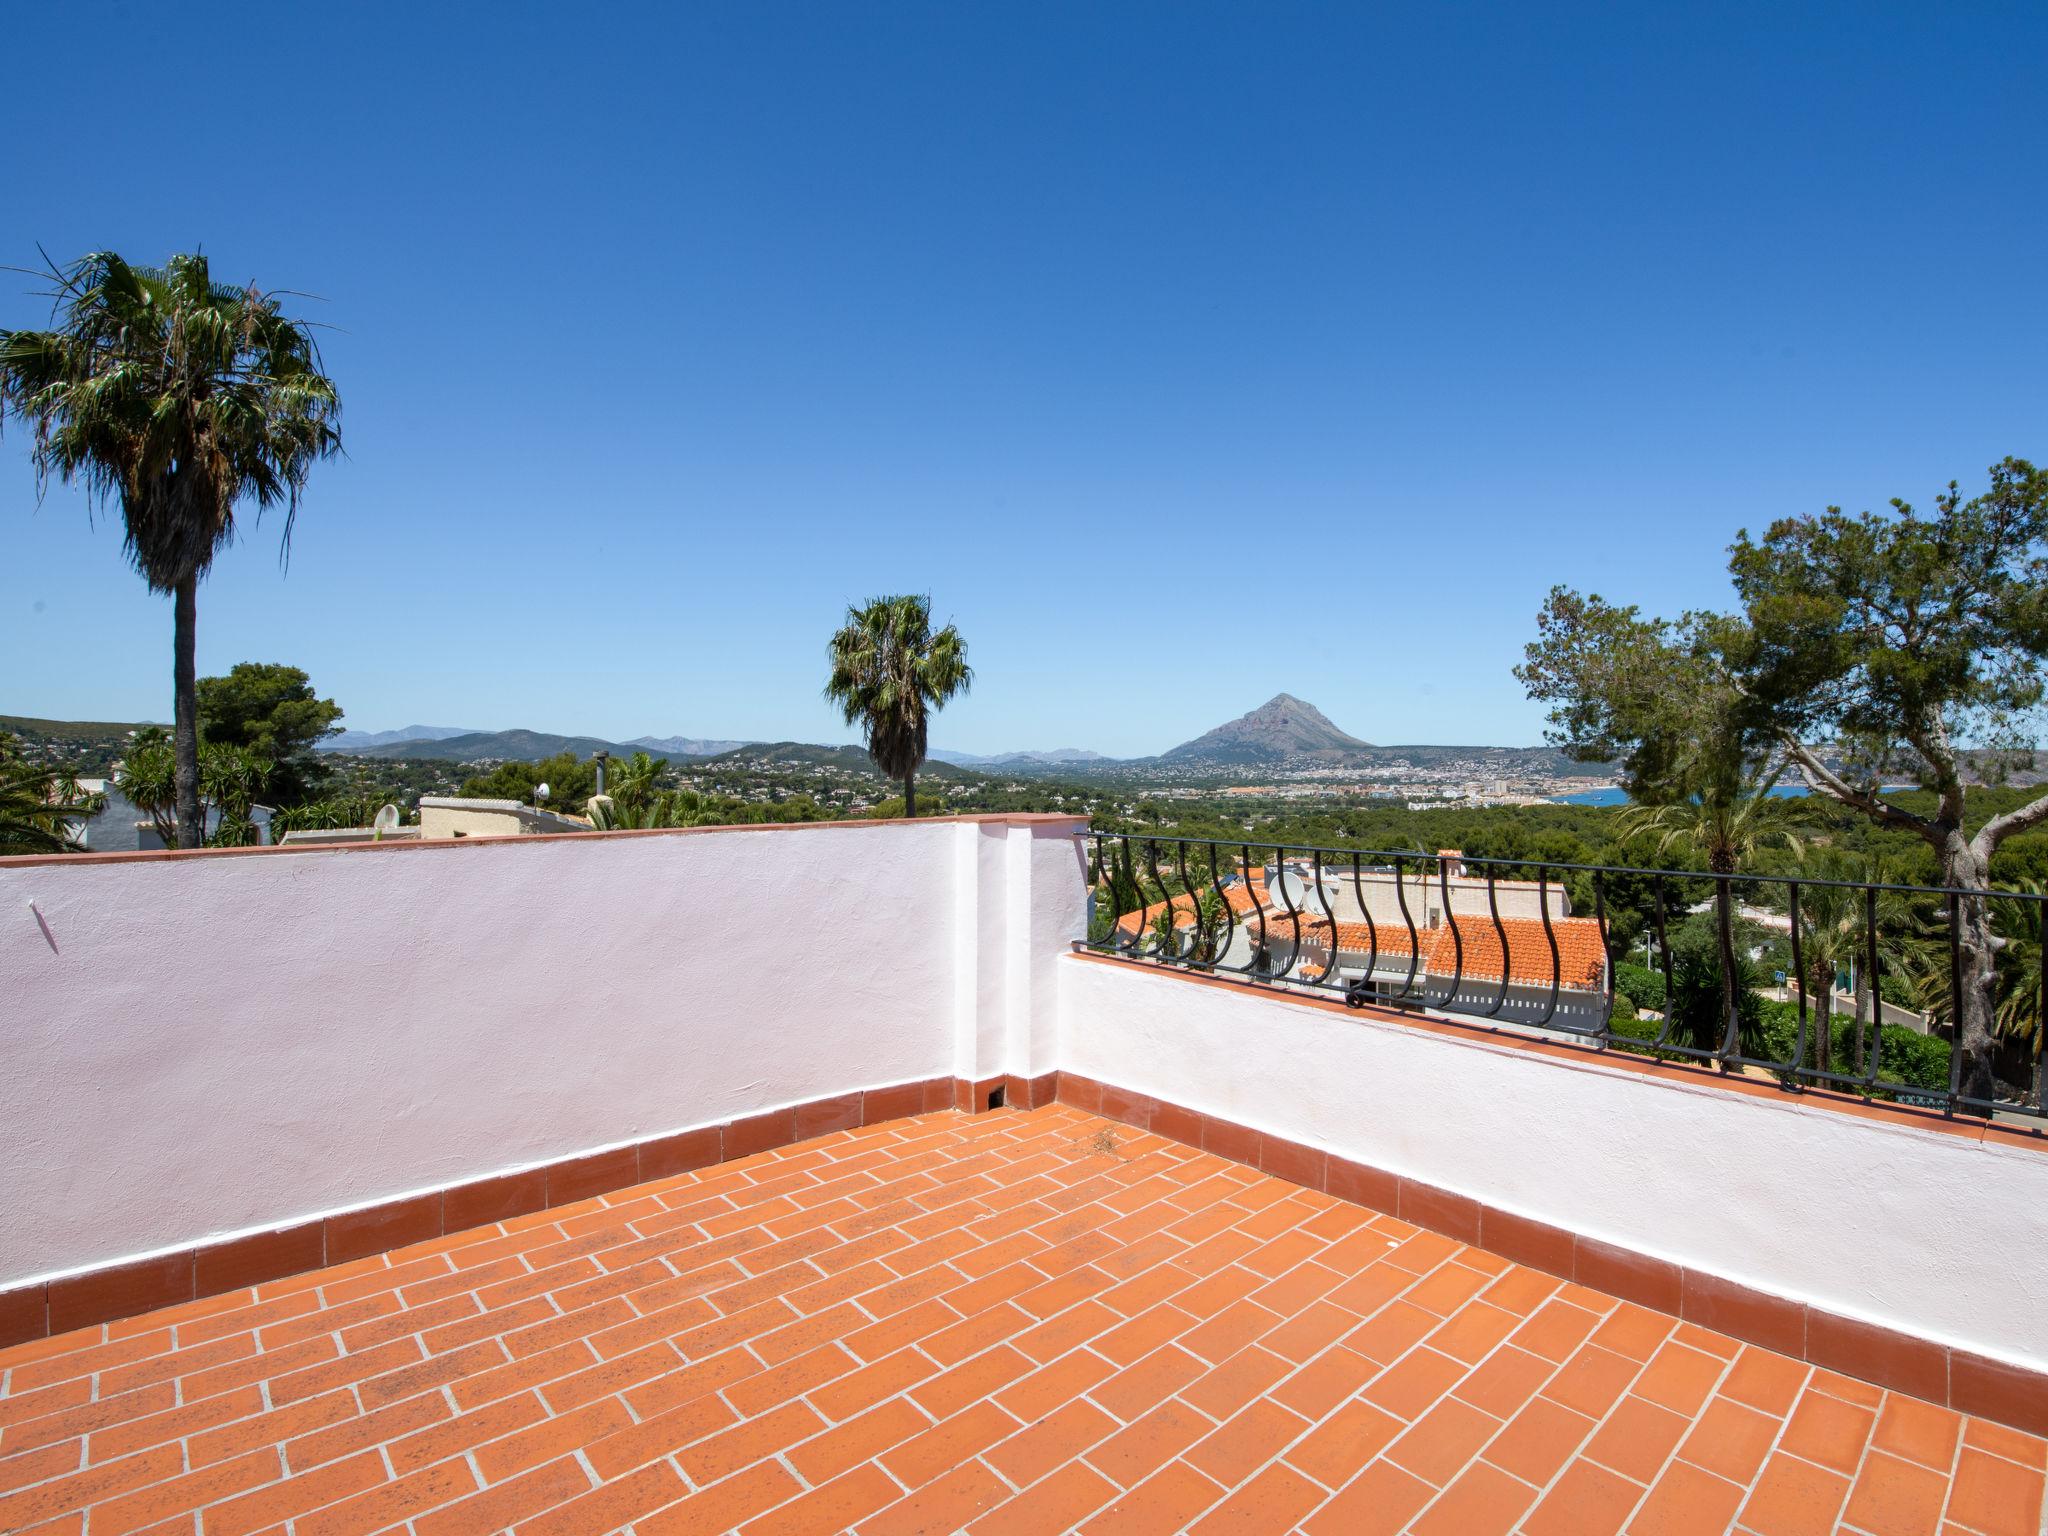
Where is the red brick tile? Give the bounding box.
[1257,1135,1325,1191]
[543,1146,639,1208]
[1583,1393,1690,1483]
[744,1463,898,1536]
[641,1462,803,1536]
[442,1169,548,1232]
[0,1284,48,1349]
[1950,1348,2048,1439]
[1302,1458,1436,1536]
[204,1449,387,1536]
[880,1401,1018,1489]
[859,1459,1009,1534]
[1945,1448,2046,1536]
[795,1093,864,1141]
[969,1460,1118,1536]
[324,1193,443,1266]
[1520,1458,1640,1536]
[1605,1455,1743,1533]
[1076,1396,1202,1488]
[1187,1461,1324,1533]
[1398,1181,1482,1243]
[89,1446,284,1535]
[1484,1396,1598,1486]
[726,1108,798,1161]
[1411,1459,1537,1536]
[1200,1116,1262,1167]
[1632,1342,1725,1417]
[861,1082,925,1124]
[1678,1268,1805,1358]
[1738,1453,1852,1536]
[1870,1394,1963,1471]
[986,1398,1119,1488]
[1675,1394,1779,1486]
[1542,1345,1642,1420]
[1573,1236,1682,1315]
[1149,1099,1204,1147]
[1840,1450,1948,1536]
[413,1457,592,1536]
[1779,1387,1876,1473]
[1079,1460,1225,1536]
[47,1254,194,1336]
[1185,1398,1309,1489]
[193,1225,324,1297]
[514,1458,687,1536]
[1805,1309,1948,1405]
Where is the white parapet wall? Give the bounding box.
[1057,955,2048,1375]
[0,815,1086,1289]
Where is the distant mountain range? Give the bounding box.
[322,725,481,751]
[304,698,1588,776]
[927,747,1109,767]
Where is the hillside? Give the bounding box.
[1159,694,1373,763]
[349,728,646,762]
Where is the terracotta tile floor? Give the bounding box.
[2,1105,2042,1536]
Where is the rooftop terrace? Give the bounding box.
[5,1104,2040,1535]
[3,815,2046,1532]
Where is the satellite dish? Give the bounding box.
[373,804,400,833]
[535,782,551,803]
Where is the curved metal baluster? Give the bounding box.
[1087,834,1107,949]
[1654,877,1675,1004]
[1351,852,1381,989]
[2037,899,2047,1114]
[1273,845,1306,980]
[1787,880,1808,1083]
[1308,849,1341,986]
[1715,879,1742,1066]
[1439,854,1466,1010]
[1863,884,1882,1091]
[1947,892,1966,1111]
[1482,865,1511,1018]
[1172,841,1199,964]
[1205,842,1237,970]
[1392,855,1422,998]
[1244,842,1270,976]
[1593,871,1616,1032]
[1142,838,1179,962]
[1535,867,1561,1027]
[1123,835,1152,956]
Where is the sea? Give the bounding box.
[1549,784,1908,807]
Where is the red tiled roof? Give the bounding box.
[1281,912,1607,991]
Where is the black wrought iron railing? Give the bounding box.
[1080,831,2048,1122]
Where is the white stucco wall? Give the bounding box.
[0,816,1085,1287]
[1058,956,2048,1374]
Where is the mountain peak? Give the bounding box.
[1161,695,1373,763]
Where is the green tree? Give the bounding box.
[0,252,341,848]
[824,595,972,817]
[1521,458,2048,1103]
[459,752,599,811]
[0,732,105,854]
[116,727,273,846]
[197,662,342,806]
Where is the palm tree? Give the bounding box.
[1616,757,1804,878]
[0,733,105,854]
[824,595,972,817]
[1620,756,1804,1058]
[0,251,341,848]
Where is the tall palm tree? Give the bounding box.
[0,251,341,847]
[824,595,972,818]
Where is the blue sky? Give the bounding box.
[4,2,2043,757]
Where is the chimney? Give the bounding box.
[1437,848,1465,881]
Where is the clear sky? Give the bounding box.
[4,2,2043,757]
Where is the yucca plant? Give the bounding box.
[0,732,105,854]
